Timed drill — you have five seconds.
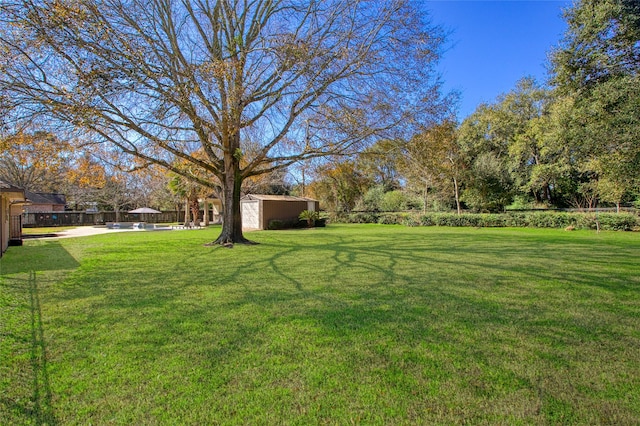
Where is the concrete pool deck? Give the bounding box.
[49,226,144,238]
[28,225,204,239]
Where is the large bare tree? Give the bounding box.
[0,0,446,244]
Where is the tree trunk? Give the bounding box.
[189,192,200,225]
[533,190,541,204]
[544,184,552,203]
[453,177,461,215]
[423,182,428,214]
[212,152,254,246]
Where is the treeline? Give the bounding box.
[307,0,640,214]
[2,0,637,220]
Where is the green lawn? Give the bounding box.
[21,226,76,235]
[1,224,639,424]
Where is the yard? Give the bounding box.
[1,224,639,424]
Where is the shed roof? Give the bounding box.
[242,194,318,202]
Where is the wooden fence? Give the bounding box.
[23,211,183,227]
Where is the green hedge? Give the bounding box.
[332,211,639,231]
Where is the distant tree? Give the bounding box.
[166,155,214,225]
[96,174,137,221]
[308,160,369,214]
[499,78,577,206]
[168,173,204,226]
[65,152,108,209]
[357,140,402,192]
[0,0,447,244]
[68,157,138,220]
[241,164,291,196]
[401,120,464,213]
[128,164,181,211]
[0,131,71,192]
[457,101,514,211]
[379,190,421,212]
[550,0,640,209]
[357,185,386,212]
[457,78,589,211]
[462,151,513,213]
[551,0,640,94]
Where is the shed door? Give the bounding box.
[242,201,260,229]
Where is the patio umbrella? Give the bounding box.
[128,207,161,214]
[128,207,161,224]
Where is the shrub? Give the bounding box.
[332,210,639,231]
[452,214,503,227]
[358,186,385,212]
[299,210,320,227]
[404,195,424,211]
[345,212,380,223]
[484,214,507,227]
[267,218,309,230]
[525,212,574,228]
[267,220,285,230]
[506,195,535,211]
[327,212,347,223]
[401,214,421,227]
[377,213,405,225]
[587,213,638,231]
[420,214,435,226]
[380,190,408,212]
[504,213,528,227]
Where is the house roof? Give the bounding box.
[242,194,318,202]
[0,180,25,198]
[0,180,23,191]
[24,191,66,205]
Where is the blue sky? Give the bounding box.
[426,0,573,119]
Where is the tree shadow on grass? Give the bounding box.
[197,232,640,422]
[0,240,80,275]
[2,228,634,423]
[0,271,58,425]
[0,241,74,424]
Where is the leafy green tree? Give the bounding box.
[551,0,640,94]
[400,120,464,213]
[357,140,402,192]
[457,103,514,212]
[563,77,640,210]
[358,185,386,212]
[380,190,421,212]
[462,152,513,212]
[459,77,604,210]
[168,173,204,225]
[550,0,640,210]
[308,160,370,214]
[501,79,577,206]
